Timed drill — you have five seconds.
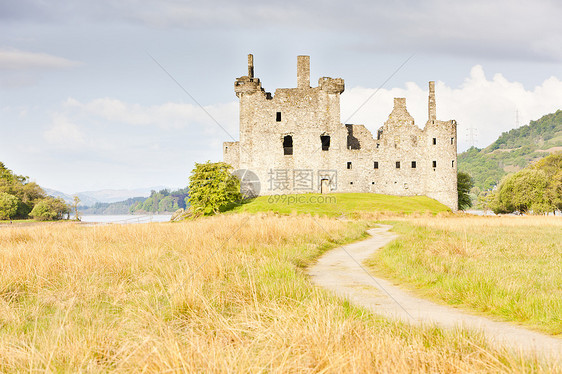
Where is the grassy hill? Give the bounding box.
[458,110,562,190]
[229,193,450,216]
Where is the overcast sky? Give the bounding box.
[1,0,562,193]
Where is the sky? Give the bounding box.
[1,0,562,193]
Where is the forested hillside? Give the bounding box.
[458,110,562,190]
[129,188,189,214]
[81,188,189,214]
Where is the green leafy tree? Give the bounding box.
[158,196,174,212]
[490,169,551,214]
[16,182,46,217]
[457,171,474,210]
[532,152,562,213]
[30,197,70,221]
[188,161,241,215]
[0,192,20,219]
[142,198,155,212]
[0,162,46,218]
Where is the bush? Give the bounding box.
[188,161,241,215]
[30,197,70,221]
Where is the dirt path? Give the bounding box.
[308,225,562,363]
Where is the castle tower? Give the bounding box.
[428,81,436,121]
[248,54,254,79]
[297,55,310,88]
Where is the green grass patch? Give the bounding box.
[368,217,562,335]
[228,193,450,216]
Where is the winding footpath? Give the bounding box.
[308,225,562,363]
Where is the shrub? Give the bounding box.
[30,197,70,221]
[188,161,241,215]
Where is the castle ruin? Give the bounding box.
[224,55,458,211]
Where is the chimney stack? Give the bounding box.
[428,81,436,121]
[297,55,310,88]
[248,54,254,79]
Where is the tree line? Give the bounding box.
[0,162,69,221]
[128,188,189,214]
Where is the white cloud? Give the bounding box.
[0,48,81,70]
[341,65,562,151]
[43,114,86,149]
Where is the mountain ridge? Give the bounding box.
[44,186,169,205]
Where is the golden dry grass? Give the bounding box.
[371,215,562,335]
[0,214,554,372]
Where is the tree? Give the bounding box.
[142,197,155,212]
[30,197,70,221]
[490,170,551,214]
[158,196,174,212]
[0,162,46,219]
[188,161,241,215]
[0,192,20,220]
[73,195,81,221]
[457,171,474,210]
[532,152,562,213]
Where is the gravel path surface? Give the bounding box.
[308,224,562,363]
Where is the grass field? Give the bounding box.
[0,214,548,372]
[369,216,562,335]
[229,193,450,216]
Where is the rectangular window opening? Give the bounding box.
[283,135,293,155]
[396,161,400,169]
[276,112,281,122]
[347,162,352,170]
[451,137,454,144]
[433,160,437,168]
[452,160,455,167]
[411,161,416,168]
[432,137,437,145]
[320,135,330,151]
[374,161,379,169]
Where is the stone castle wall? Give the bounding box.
[224,55,458,211]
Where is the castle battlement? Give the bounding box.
[224,55,458,211]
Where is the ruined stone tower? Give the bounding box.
[224,55,458,211]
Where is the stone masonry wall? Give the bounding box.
[224,55,458,211]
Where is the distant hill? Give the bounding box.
[44,188,98,206]
[77,187,168,203]
[458,110,562,190]
[44,186,168,205]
